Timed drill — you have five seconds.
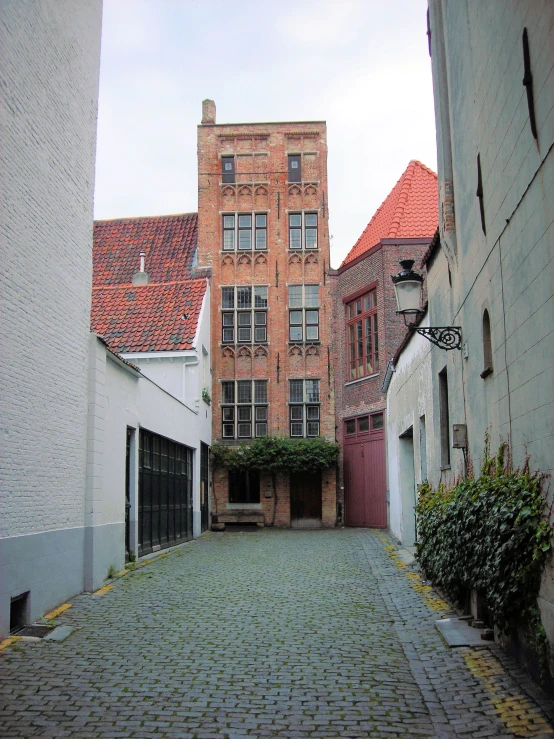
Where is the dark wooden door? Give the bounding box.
[290,470,322,528]
[200,442,209,533]
[344,412,386,527]
[138,429,193,556]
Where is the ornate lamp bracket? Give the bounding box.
[413,326,462,351]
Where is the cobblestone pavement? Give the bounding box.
[1,529,554,739]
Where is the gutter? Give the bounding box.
[381,359,395,394]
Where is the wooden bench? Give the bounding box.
[211,511,265,531]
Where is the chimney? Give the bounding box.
[202,99,216,125]
[132,251,150,285]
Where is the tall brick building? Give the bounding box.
[333,161,437,527]
[197,100,336,528]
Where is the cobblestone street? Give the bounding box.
[1,529,553,738]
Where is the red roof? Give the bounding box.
[91,280,206,353]
[93,213,198,286]
[341,161,438,266]
[91,213,206,353]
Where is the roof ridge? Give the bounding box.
[92,277,206,291]
[94,212,198,224]
[388,162,416,238]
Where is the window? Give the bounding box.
[289,212,318,250]
[438,367,450,468]
[222,286,268,343]
[345,419,356,435]
[288,154,301,182]
[229,469,260,504]
[481,309,493,378]
[346,289,378,380]
[288,285,319,342]
[222,156,235,183]
[289,379,320,437]
[372,412,384,430]
[221,380,268,439]
[222,213,267,251]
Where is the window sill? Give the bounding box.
[480,367,493,379]
[221,342,269,346]
[345,373,380,387]
[440,465,451,471]
[287,340,320,345]
[221,249,268,254]
[226,503,262,510]
[288,248,319,253]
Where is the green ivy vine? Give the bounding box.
[211,435,339,473]
[416,439,552,673]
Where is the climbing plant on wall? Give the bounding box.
[211,436,339,473]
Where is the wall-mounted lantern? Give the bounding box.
[391,260,462,351]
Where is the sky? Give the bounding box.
[94,0,438,268]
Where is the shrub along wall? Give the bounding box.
[416,440,552,675]
[211,436,340,473]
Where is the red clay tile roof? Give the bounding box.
[93,213,198,286]
[91,280,206,353]
[91,212,206,353]
[341,161,438,267]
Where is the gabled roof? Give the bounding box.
[91,212,206,353]
[93,213,198,286]
[91,280,206,353]
[341,161,438,267]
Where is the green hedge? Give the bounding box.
[416,442,551,641]
[211,436,339,473]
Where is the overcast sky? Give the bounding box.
[94,0,437,268]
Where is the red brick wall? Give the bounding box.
[333,239,431,513]
[197,113,336,526]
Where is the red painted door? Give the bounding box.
[344,412,386,527]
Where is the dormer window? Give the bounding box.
[222,156,235,183]
[288,154,301,183]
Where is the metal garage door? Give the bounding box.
[138,429,193,556]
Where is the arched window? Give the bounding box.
[481,309,493,378]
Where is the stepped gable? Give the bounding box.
[341,161,438,267]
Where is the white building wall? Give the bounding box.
[386,315,435,545]
[420,0,554,649]
[121,285,212,537]
[0,0,102,636]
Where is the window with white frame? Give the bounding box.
[289,212,317,250]
[222,286,268,343]
[222,213,267,251]
[289,379,320,437]
[288,284,319,342]
[221,380,268,439]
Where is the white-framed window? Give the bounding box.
[288,379,320,437]
[221,380,268,439]
[222,213,267,251]
[289,212,317,250]
[288,284,319,341]
[222,285,268,344]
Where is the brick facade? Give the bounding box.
[197,102,336,528]
[334,239,432,513]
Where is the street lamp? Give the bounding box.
[391,260,462,351]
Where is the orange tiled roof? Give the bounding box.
[341,161,438,267]
[93,213,198,286]
[92,213,206,353]
[91,280,206,353]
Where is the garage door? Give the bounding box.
[343,411,386,527]
[138,429,193,556]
